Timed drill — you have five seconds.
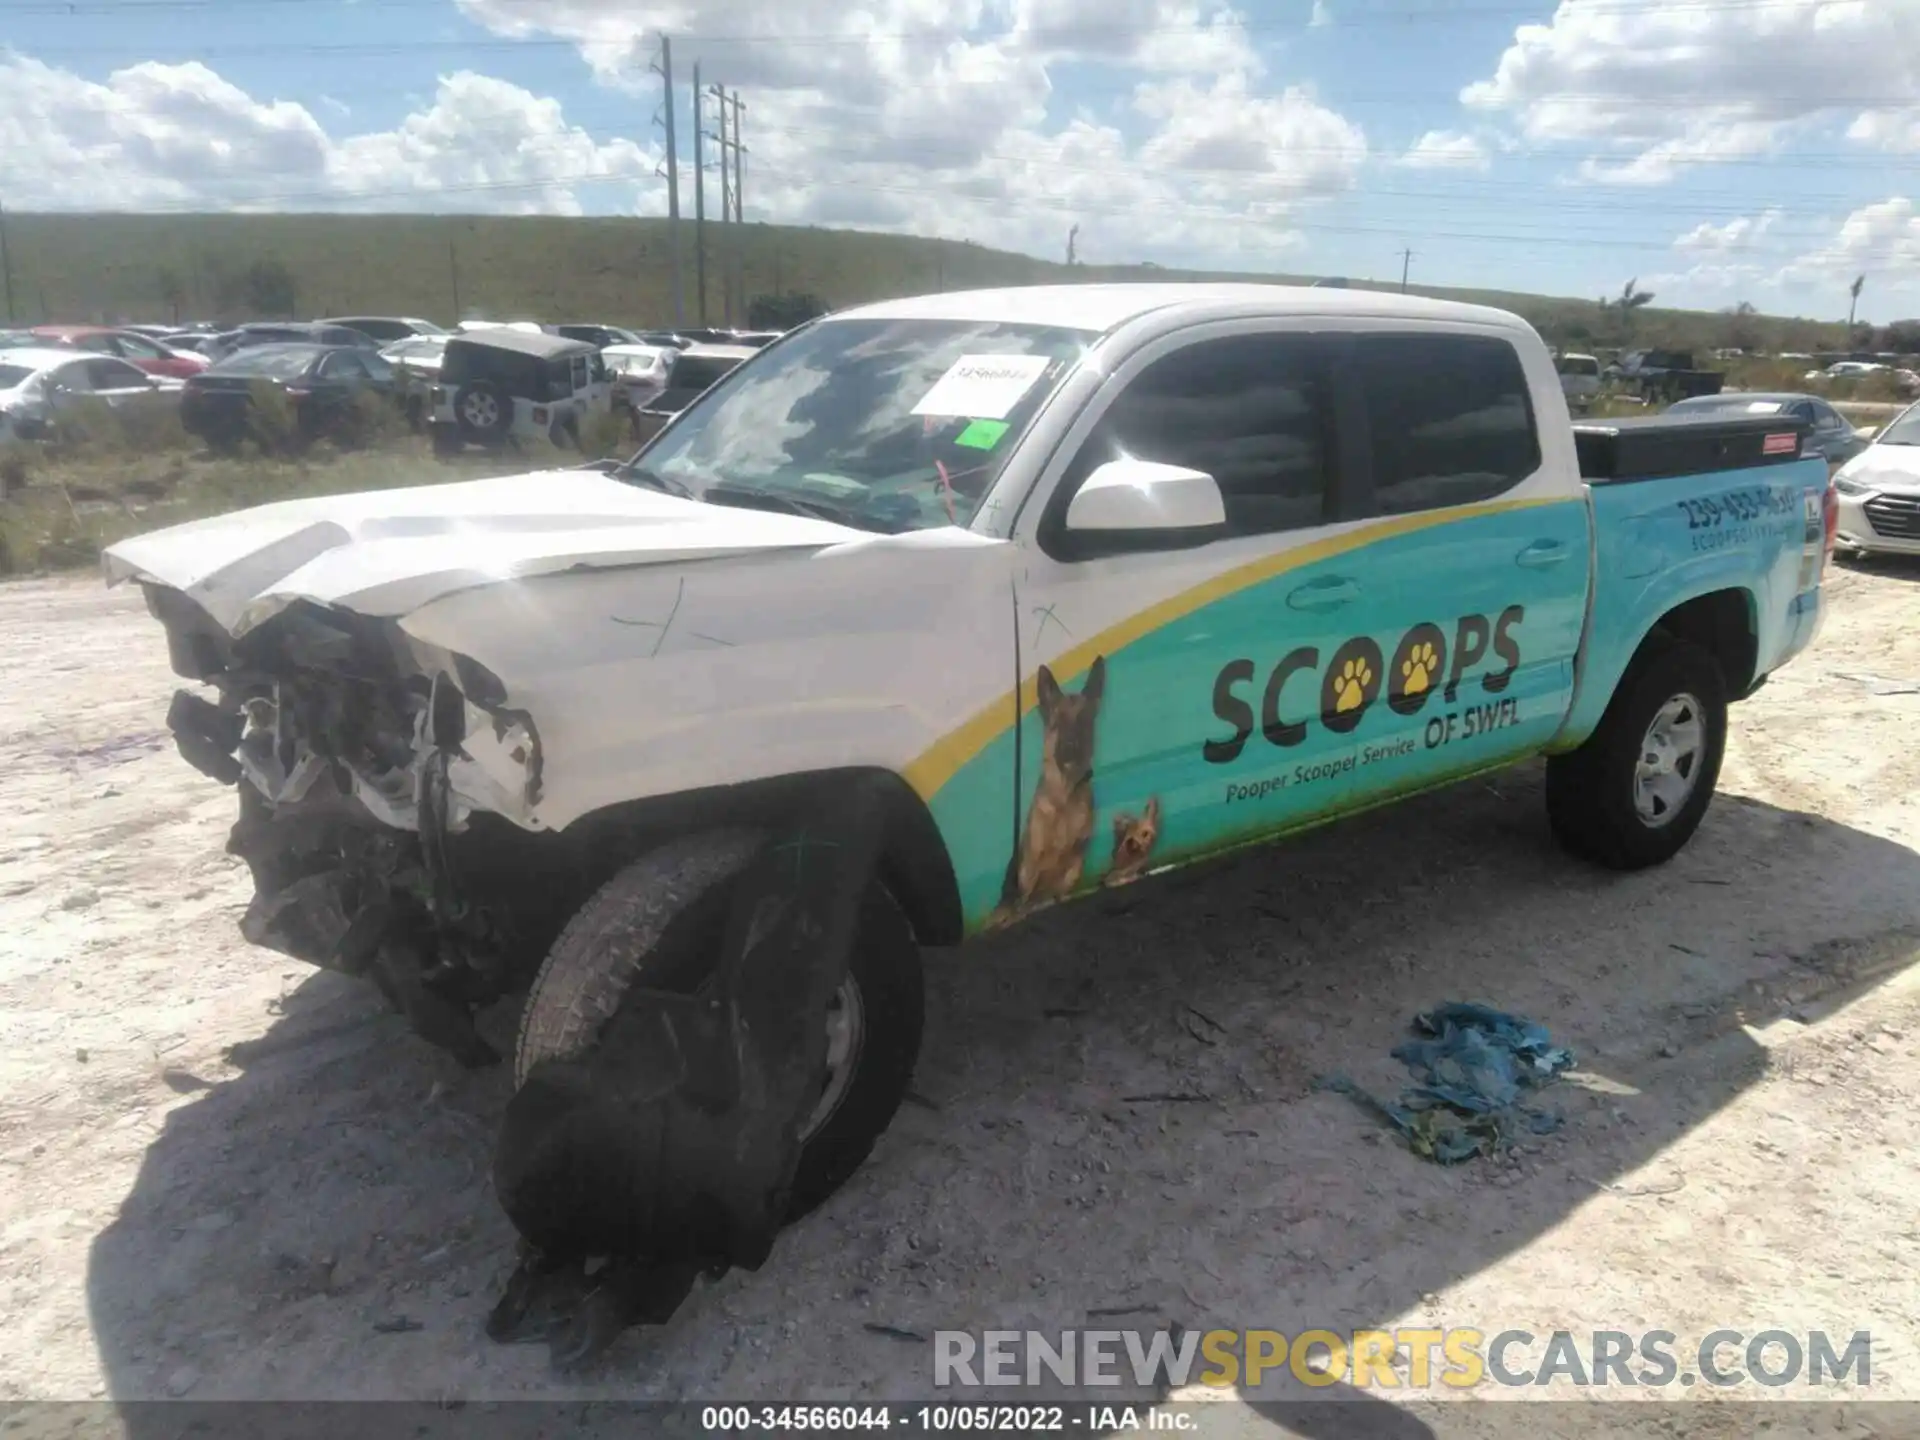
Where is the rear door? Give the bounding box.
[1338,330,1590,796]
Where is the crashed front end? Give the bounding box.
[148,581,549,1066]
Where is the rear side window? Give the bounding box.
[1078,332,1334,538]
[1355,334,1541,515]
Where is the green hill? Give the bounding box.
[0,211,1854,355]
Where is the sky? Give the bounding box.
[1,0,1916,320]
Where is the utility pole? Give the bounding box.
[708,85,746,325]
[710,82,732,326]
[691,62,706,326]
[727,91,746,321]
[1398,247,1414,294]
[1066,224,1078,266]
[448,233,461,319]
[0,199,16,324]
[652,37,683,326]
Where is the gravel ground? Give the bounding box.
[2,559,1918,1433]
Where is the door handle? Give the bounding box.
[1515,540,1569,570]
[1287,575,1361,612]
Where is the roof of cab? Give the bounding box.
[827,282,1527,335]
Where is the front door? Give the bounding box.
[991,325,1369,922]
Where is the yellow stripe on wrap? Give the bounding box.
[901,496,1571,801]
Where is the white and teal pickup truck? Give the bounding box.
[103,284,1835,1350]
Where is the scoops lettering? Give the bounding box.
[1205,607,1524,765]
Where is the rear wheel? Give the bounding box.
[514,832,924,1220]
[1546,636,1727,870]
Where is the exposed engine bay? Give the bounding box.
[149,583,574,1067]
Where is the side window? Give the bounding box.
[1814,403,1846,432]
[1354,334,1541,516]
[51,361,91,392]
[86,358,145,389]
[318,353,358,379]
[1055,332,1335,545]
[118,334,164,360]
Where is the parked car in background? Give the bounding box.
[1607,348,1725,402]
[454,320,549,335]
[1556,351,1601,406]
[204,323,382,363]
[320,316,447,344]
[179,343,397,450]
[636,331,694,350]
[380,334,448,375]
[0,347,181,441]
[428,329,610,454]
[1806,360,1885,382]
[602,342,674,412]
[33,325,209,378]
[1832,399,1920,558]
[627,342,754,444]
[1666,391,1872,473]
[555,323,644,349]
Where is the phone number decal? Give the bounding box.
[1675,484,1800,530]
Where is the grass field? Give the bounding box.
[0,211,1860,356]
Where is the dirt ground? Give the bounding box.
[3,559,1919,1426]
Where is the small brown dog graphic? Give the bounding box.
[1104,796,1162,887]
[991,656,1106,926]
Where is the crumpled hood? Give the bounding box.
[101,468,865,636]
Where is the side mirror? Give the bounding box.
[1065,458,1226,535]
[1856,426,1878,441]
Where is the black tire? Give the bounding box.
[453,380,511,442]
[514,831,924,1221]
[1545,636,1728,870]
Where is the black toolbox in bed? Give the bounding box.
[1573,411,1812,483]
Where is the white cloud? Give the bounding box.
[1674,209,1781,254]
[1309,0,1331,27]
[0,0,1370,270]
[0,57,657,214]
[1462,0,1920,184]
[1773,197,1920,293]
[1395,130,1489,172]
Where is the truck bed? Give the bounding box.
[1573,411,1810,482]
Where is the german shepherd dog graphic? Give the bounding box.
[1104,796,1162,887]
[991,656,1106,926]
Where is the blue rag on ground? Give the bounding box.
[1314,1002,1575,1164]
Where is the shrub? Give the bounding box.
[330,389,408,450]
[578,404,633,461]
[0,444,29,500]
[246,379,300,456]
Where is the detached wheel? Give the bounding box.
[514,832,924,1220]
[1545,636,1727,870]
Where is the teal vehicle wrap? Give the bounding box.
[1551,456,1830,752]
[918,458,1833,936]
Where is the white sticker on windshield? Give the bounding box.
[911,353,1052,419]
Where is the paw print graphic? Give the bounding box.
[1400,641,1438,696]
[1333,656,1373,713]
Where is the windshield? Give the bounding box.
[633,318,1092,532]
[0,363,36,389]
[212,346,318,378]
[669,354,745,391]
[1875,403,1920,446]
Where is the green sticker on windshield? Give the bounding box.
[954,418,1010,451]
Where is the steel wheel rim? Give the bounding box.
[800,976,863,1142]
[1633,691,1705,828]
